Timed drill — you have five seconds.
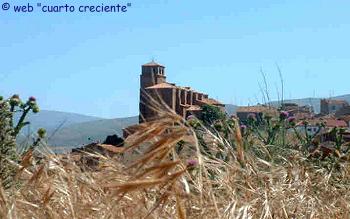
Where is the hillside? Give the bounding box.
[48,116,138,149]
[15,110,137,150]
[225,104,239,115]
[16,110,102,132]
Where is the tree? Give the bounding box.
[200,104,226,125]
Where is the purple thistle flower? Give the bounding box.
[187,159,198,167]
[240,124,247,130]
[280,111,289,120]
[187,115,195,120]
[287,116,296,123]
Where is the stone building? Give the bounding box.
[236,105,278,124]
[335,106,350,118]
[282,103,314,115]
[123,61,225,138]
[320,99,349,115]
[139,61,224,123]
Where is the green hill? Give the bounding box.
[16,110,102,132]
[15,110,137,150]
[48,116,138,148]
[225,104,239,115]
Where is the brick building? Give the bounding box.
[139,61,225,123]
[282,103,314,115]
[320,99,349,115]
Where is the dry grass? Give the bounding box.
[1,109,350,218]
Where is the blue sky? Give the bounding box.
[1,0,350,118]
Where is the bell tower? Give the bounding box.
[139,61,166,123]
[140,61,166,89]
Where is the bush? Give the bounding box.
[200,104,226,125]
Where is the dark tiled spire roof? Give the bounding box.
[142,60,164,67]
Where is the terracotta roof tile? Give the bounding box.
[298,118,348,128]
[325,119,348,128]
[146,82,176,89]
[198,98,224,106]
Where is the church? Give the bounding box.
[123,61,225,137]
[139,61,224,122]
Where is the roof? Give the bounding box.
[298,118,348,128]
[198,98,224,106]
[145,82,176,89]
[142,61,164,67]
[323,99,348,105]
[339,115,350,122]
[293,112,314,120]
[236,106,274,113]
[325,119,348,128]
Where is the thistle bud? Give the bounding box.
[32,105,40,113]
[29,96,36,102]
[10,94,21,106]
[11,94,19,99]
[37,128,46,138]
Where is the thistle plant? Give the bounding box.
[245,112,283,145]
[28,128,47,152]
[0,97,18,188]
[0,94,44,188]
[291,120,325,149]
[10,95,40,137]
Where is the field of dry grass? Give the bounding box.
[1,110,350,219]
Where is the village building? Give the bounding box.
[296,116,348,136]
[335,105,350,118]
[282,103,314,115]
[236,105,278,124]
[320,99,349,115]
[281,102,314,121]
[338,115,350,128]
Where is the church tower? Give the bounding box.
[140,61,166,89]
[139,61,166,123]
